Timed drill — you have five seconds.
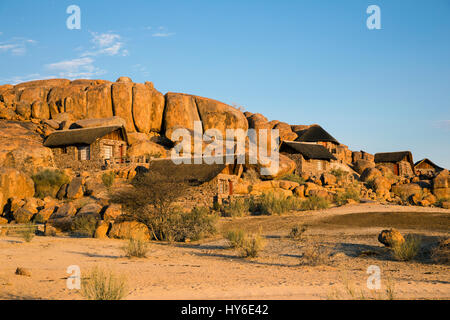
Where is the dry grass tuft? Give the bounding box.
[81,267,128,300]
[122,238,149,258]
[300,245,331,266]
[391,234,421,261]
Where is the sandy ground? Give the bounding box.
[0,203,449,300]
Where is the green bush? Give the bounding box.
[71,216,97,238]
[81,267,128,300]
[278,173,306,185]
[163,207,218,242]
[225,229,246,249]
[32,169,70,198]
[102,171,115,189]
[221,198,250,217]
[330,169,348,181]
[250,192,302,215]
[122,238,149,258]
[19,223,36,242]
[239,233,265,258]
[300,195,329,210]
[334,186,360,206]
[392,234,421,261]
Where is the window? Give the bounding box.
[78,145,90,160]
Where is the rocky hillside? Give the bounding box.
[0,77,248,142]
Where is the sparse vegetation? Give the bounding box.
[19,223,36,242]
[334,185,360,206]
[32,169,70,198]
[225,229,265,258]
[168,207,218,242]
[225,229,246,249]
[71,216,97,238]
[300,195,329,210]
[111,169,192,241]
[391,234,421,261]
[300,245,330,266]
[81,267,128,300]
[220,198,250,217]
[278,173,306,185]
[101,171,115,189]
[240,232,265,258]
[250,192,302,215]
[122,238,149,258]
[330,169,348,182]
[289,224,308,240]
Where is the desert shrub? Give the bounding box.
[240,233,265,258]
[225,229,246,249]
[431,237,450,265]
[334,186,360,206]
[19,223,36,242]
[81,267,127,300]
[71,216,97,238]
[220,198,250,217]
[300,195,329,211]
[330,169,348,181]
[32,169,70,198]
[391,234,421,261]
[242,168,260,183]
[289,224,308,240]
[278,173,306,185]
[122,238,149,258]
[300,245,330,266]
[110,169,192,241]
[102,171,115,189]
[168,207,218,242]
[250,192,302,215]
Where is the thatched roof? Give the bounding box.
[374,151,414,167]
[44,125,128,147]
[295,125,339,144]
[146,155,238,184]
[280,141,337,161]
[414,158,444,171]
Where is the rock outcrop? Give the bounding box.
[0,168,35,212]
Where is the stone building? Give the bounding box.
[374,151,414,177]
[414,158,443,176]
[295,125,352,164]
[280,141,337,176]
[146,155,243,207]
[44,125,128,169]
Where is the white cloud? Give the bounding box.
[45,57,105,79]
[151,26,175,38]
[0,37,37,56]
[0,73,57,85]
[82,32,128,57]
[434,120,450,131]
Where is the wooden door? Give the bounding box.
[394,164,399,176]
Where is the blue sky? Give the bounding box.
[1,0,449,168]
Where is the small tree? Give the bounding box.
[110,168,190,241]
